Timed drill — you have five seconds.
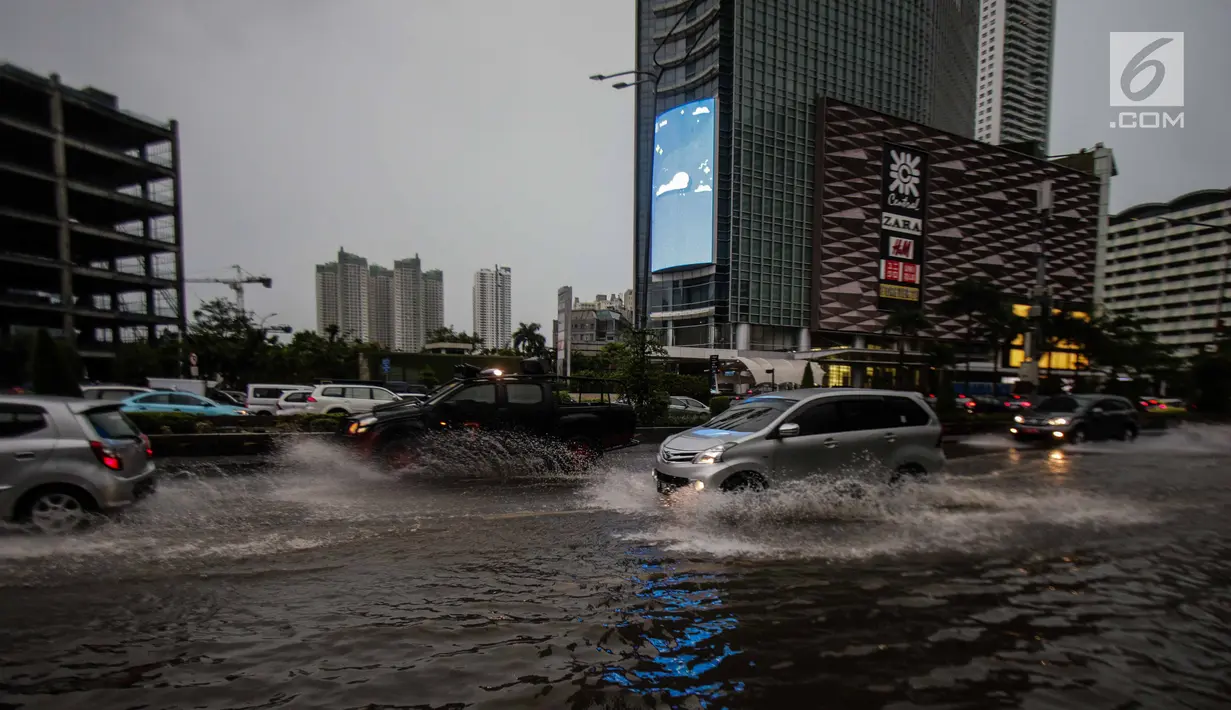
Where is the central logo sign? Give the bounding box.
[878,143,928,311]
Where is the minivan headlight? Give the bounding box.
[1047,417,1069,426]
[693,443,734,465]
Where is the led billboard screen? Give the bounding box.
[650,97,716,273]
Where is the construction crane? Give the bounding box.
[185,265,272,313]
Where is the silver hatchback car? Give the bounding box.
[0,395,157,533]
[654,389,945,493]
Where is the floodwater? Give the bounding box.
[2,426,1230,709]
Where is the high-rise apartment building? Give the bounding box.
[423,269,444,337]
[314,264,338,334]
[336,249,369,341]
[315,251,444,351]
[393,256,424,353]
[473,265,511,350]
[367,265,395,349]
[313,248,368,341]
[973,0,1056,150]
[1102,188,1231,358]
[633,0,981,349]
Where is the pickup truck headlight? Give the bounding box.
[693,443,734,465]
[1046,417,1069,426]
[353,416,378,434]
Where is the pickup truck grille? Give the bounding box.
[660,448,696,463]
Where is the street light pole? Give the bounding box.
[590,0,708,330]
[1023,180,1054,389]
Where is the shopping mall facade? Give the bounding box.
[632,1,1103,388]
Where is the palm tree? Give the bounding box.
[940,278,998,388]
[884,308,930,390]
[512,322,547,357]
[974,302,1028,389]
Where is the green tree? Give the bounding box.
[418,367,439,388]
[940,278,999,387]
[30,329,81,397]
[800,361,816,388]
[426,326,460,345]
[884,308,930,390]
[615,328,668,425]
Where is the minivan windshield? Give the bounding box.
[700,399,792,433]
[1034,396,1080,414]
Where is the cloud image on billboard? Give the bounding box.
[650,97,716,273]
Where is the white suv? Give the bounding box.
[305,384,401,415]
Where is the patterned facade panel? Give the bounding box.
[811,99,1099,340]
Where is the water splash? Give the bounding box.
[585,457,1161,561]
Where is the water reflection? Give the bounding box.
[598,555,745,702]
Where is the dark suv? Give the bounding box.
[1010,394,1139,444]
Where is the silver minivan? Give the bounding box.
[654,389,945,493]
[0,395,157,533]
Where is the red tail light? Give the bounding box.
[966,400,976,408]
[306,396,317,403]
[1022,402,1031,407]
[140,433,153,458]
[90,440,123,471]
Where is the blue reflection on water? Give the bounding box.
[593,555,746,704]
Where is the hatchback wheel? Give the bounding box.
[21,488,95,534]
[1069,427,1087,445]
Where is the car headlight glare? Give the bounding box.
[1047,417,1069,426]
[1013,415,1024,424]
[693,444,731,465]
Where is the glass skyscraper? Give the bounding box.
[633,0,979,351]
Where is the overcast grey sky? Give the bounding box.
[1,0,1227,335]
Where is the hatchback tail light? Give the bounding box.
[90,440,124,471]
[140,433,153,458]
[306,396,317,403]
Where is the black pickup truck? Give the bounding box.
[336,364,637,467]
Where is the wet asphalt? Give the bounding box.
[1,427,1229,709]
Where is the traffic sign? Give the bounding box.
[381,357,392,374]
[189,352,198,366]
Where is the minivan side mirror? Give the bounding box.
[777,422,801,439]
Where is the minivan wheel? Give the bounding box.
[256,410,273,417]
[890,464,928,485]
[327,408,348,415]
[720,472,767,493]
[17,486,97,534]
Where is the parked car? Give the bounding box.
[955,394,1002,414]
[1010,394,1139,444]
[0,395,157,533]
[245,384,308,415]
[82,385,153,401]
[337,368,637,467]
[275,389,315,416]
[669,396,711,416]
[120,391,251,416]
[653,389,944,494]
[304,384,403,416]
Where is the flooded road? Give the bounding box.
[1,427,1230,708]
